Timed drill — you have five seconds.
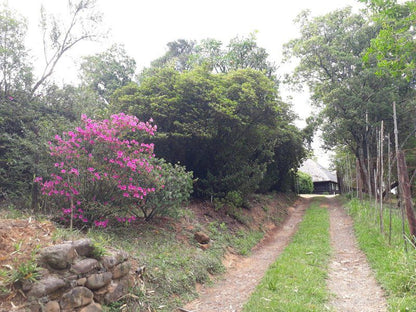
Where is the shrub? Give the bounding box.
[36,113,191,226]
[140,158,193,220]
[297,171,313,194]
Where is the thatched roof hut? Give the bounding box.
[299,159,338,194]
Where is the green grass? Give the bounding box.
[347,198,416,312]
[242,198,331,312]
[0,193,295,311]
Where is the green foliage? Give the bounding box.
[80,44,136,103]
[0,2,106,204]
[347,198,416,311]
[140,158,193,220]
[361,0,416,81]
[90,238,109,260]
[112,66,304,200]
[142,33,277,79]
[297,171,313,194]
[9,260,40,284]
[284,7,415,193]
[243,199,331,311]
[0,6,33,97]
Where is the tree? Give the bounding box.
[79,44,136,103]
[0,1,105,202]
[284,7,413,195]
[139,33,277,80]
[32,0,103,94]
[361,0,416,81]
[297,171,313,194]
[111,66,302,198]
[0,5,33,99]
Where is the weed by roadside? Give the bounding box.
[347,198,416,311]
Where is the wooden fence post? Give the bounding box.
[397,151,416,242]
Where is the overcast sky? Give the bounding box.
[5,0,364,166]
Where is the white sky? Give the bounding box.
[5,0,364,167]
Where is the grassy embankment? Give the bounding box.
[347,198,416,311]
[0,192,295,311]
[243,197,331,311]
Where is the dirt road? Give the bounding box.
[182,197,309,312]
[326,197,387,311]
[182,196,387,312]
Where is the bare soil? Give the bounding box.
[326,196,387,312]
[0,218,57,310]
[182,197,309,312]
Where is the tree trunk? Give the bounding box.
[358,146,371,195]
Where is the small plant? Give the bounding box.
[13,240,23,253]
[10,260,40,284]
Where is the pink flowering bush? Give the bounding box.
[36,113,191,227]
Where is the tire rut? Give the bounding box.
[326,197,387,312]
[182,197,310,312]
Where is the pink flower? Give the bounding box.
[70,168,79,175]
[87,167,95,172]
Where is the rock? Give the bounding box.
[27,276,66,298]
[104,276,129,304]
[60,287,93,311]
[71,258,99,274]
[71,239,94,257]
[40,244,77,270]
[194,231,210,244]
[77,277,87,286]
[44,301,60,312]
[101,255,117,269]
[86,272,112,290]
[101,251,128,269]
[111,261,131,279]
[28,301,42,312]
[199,243,210,250]
[79,302,102,312]
[92,286,108,304]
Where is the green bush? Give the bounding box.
[140,158,193,220]
[297,171,313,194]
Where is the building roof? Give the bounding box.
[299,159,338,183]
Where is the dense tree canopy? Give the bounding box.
[111,66,305,198]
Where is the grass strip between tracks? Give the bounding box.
[243,197,331,312]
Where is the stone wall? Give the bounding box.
[22,238,131,312]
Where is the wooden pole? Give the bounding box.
[366,111,372,201]
[398,151,416,242]
[393,101,407,250]
[356,158,363,201]
[388,133,392,244]
[380,121,384,233]
[375,128,379,212]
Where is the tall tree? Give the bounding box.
[0,5,33,99]
[283,7,412,194]
[32,0,103,94]
[79,44,136,103]
[139,33,277,80]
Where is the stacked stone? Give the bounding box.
[22,239,131,312]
